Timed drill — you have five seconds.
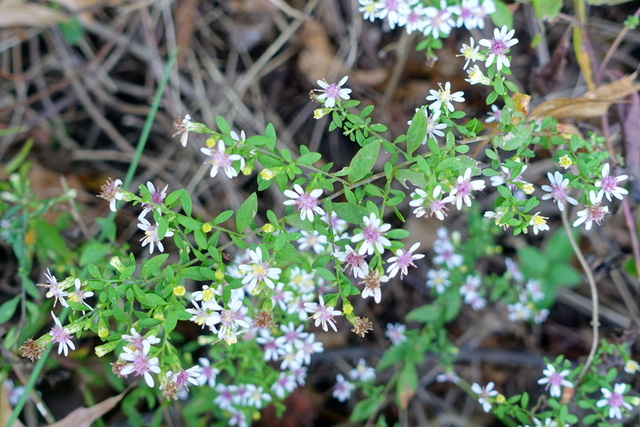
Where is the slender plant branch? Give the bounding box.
[561,208,599,381]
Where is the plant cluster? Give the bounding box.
[1,1,639,426]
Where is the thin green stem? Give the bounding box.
[561,208,599,382]
[98,48,178,242]
[6,309,70,427]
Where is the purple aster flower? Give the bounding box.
[478,25,518,71]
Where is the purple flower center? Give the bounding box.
[325,84,340,100]
[151,191,164,204]
[548,372,564,386]
[296,194,319,210]
[587,204,607,224]
[455,180,472,197]
[600,176,618,193]
[551,184,568,201]
[209,149,233,168]
[490,39,508,56]
[51,325,70,344]
[609,392,623,408]
[363,224,381,243]
[131,352,152,375]
[385,0,398,12]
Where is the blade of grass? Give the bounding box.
[98,47,178,242]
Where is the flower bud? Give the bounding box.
[262,223,275,233]
[202,222,213,233]
[173,285,186,297]
[110,257,125,273]
[260,168,277,180]
[95,340,119,357]
[313,108,331,119]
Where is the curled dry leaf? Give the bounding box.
[529,74,640,120]
[47,388,130,427]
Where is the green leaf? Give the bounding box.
[351,395,385,421]
[136,318,163,329]
[406,305,441,323]
[533,0,562,19]
[213,210,234,225]
[58,17,83,45]
[394,169,427,188]
[216,115,230,135]
[80,243,111,266]
[331,202,369,225]
[0,295,20,324]
[181,266,216,281]
[179,190,193,216]
[264,123,277,151]
[141,254,169,279]
[387,229,409,239]
[490,0,514,29]
[297,152,322,165]
[348,140,381,183]
[176,215,202,231]
[406,107,427,154]
[236,192,257,233]
[396,363,418,409]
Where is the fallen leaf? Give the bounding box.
[530,27,571,94]
[175,0,198,67]
[1,381,26,427]
[297,20,387,87]
[529,74,640,120]
[47,388,130,427]
[0,3,68,27]
[621,90,640,202]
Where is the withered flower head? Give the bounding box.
[351,316,373,338]
[19,338,44,362]
[111,359,129,378]
[254,310,276,330]
[161,380,179,401]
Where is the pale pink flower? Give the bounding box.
[596,383,632,419]
[139,181,168,219]
[478,25,518,71]
[283,184,325,222]
[471,382,498,412]
[351,213,392,255]
[137,218,174,254]
[595,163,628,201]
[449,168,486,210]
[538,364,573,398]
[426,82,465,113]
[385,322,407,345]
[333,374,355,402]
[335,244,369,279]
[49,311,75,357]
[386,242,424,279]
[200,140,243,178]
[541,171,577,212]
[573,191,609,230]
[305,295,342,332]
[316,76,351,108]
[119,345,161,387]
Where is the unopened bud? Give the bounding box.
[260,169,277,180]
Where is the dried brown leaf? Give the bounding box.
[0,3,68,27]
[1,381,26,427]
[47,389,129,427]
[175,0,198,67]
[529,74,640,120]
[622,91,640,202]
